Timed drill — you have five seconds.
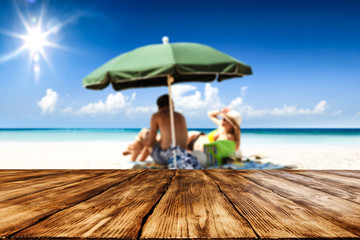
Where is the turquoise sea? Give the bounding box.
[0,128,359,146]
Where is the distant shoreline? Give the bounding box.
[1,128,360,133]
[1,128,360,130]
[1,128,359,146]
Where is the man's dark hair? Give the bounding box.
[157,94,170,109]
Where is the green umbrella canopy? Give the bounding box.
[82,41,252,90]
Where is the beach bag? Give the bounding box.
[203,140,235,166]
[167,146,201,169]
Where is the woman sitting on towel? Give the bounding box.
[187,108,242,152]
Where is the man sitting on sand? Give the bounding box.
[123,94,188,165]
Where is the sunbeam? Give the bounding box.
[0,1,77,82]
[0,45,28,64]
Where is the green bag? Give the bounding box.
[203,140,235,166]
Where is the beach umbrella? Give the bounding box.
[82,37,252,168]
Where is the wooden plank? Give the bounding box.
[141,170,257,239]
[1,170,359,239]
[241,170,360,236]
[0,170,144,238]
[206,169,356,239]
[0,170,72,183]
[321,170,360,179]
[14,170,174,240]
[294,170,360,190]
[265,170,360,204]
[0,170,36,175]
[0,170,112,202]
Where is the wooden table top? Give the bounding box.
[0,169,359,239]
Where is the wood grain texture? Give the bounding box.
[265,170,360,204]
[141,170,257,239]
[0,170,110,202]
[15,170,174,240]
[0,170,71,183]
[293,170,360,191]
[321,170,360,179]
[206,169,357,239]
[0,170,359,239]
[241,170,360,236]
[0,170,144,237]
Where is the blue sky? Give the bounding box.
[0,0,359,128]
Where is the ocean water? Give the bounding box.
[0,128,359,146]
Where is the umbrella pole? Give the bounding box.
[167,75,177,169]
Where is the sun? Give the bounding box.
[0,2,71,81]
[24,27,47,54]
[0,8,55,64]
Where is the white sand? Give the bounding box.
[0,141,134,169]
[242,145,360,169]
[0,141,359,169]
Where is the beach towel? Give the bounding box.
[207,159,289,170]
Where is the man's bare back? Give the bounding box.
[150,108,188,149]
[123,94,189,163]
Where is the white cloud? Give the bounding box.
[174,90,205,110]
[204,83,222,109]
[172,85,197,100]
[229,99,330,118]
[271,105,298,116]
[38,85,340,124]
[171,84,333,120]
[38,89,58,114]
[60,107,73,115]
[172,83,222,111]
[126,106,157,117]
[78,92,132,115]
[229,97,243,109]
[37,90,136,116]
[356,111,360,117]
[313,100,327,114]
[229,97,269,117]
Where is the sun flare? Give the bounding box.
[0,2,73,81]
[24,27,47,53]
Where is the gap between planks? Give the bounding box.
[241,170,360,237]
[7,169,148,239]
[136,170,176,240]
[10,170,175,240]
[202,170,261,239]
[3,170,359,239]
[141,170,258,239]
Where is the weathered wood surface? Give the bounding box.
[16,170,174,239]
[0,170,112,202]
[0,169,359,239]
[0,170,72,183]
[0,170,145,237]
[141,170,257,239]
[207,169,357,239]
[242,170,360,235]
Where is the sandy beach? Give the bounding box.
[0,141,359,169]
